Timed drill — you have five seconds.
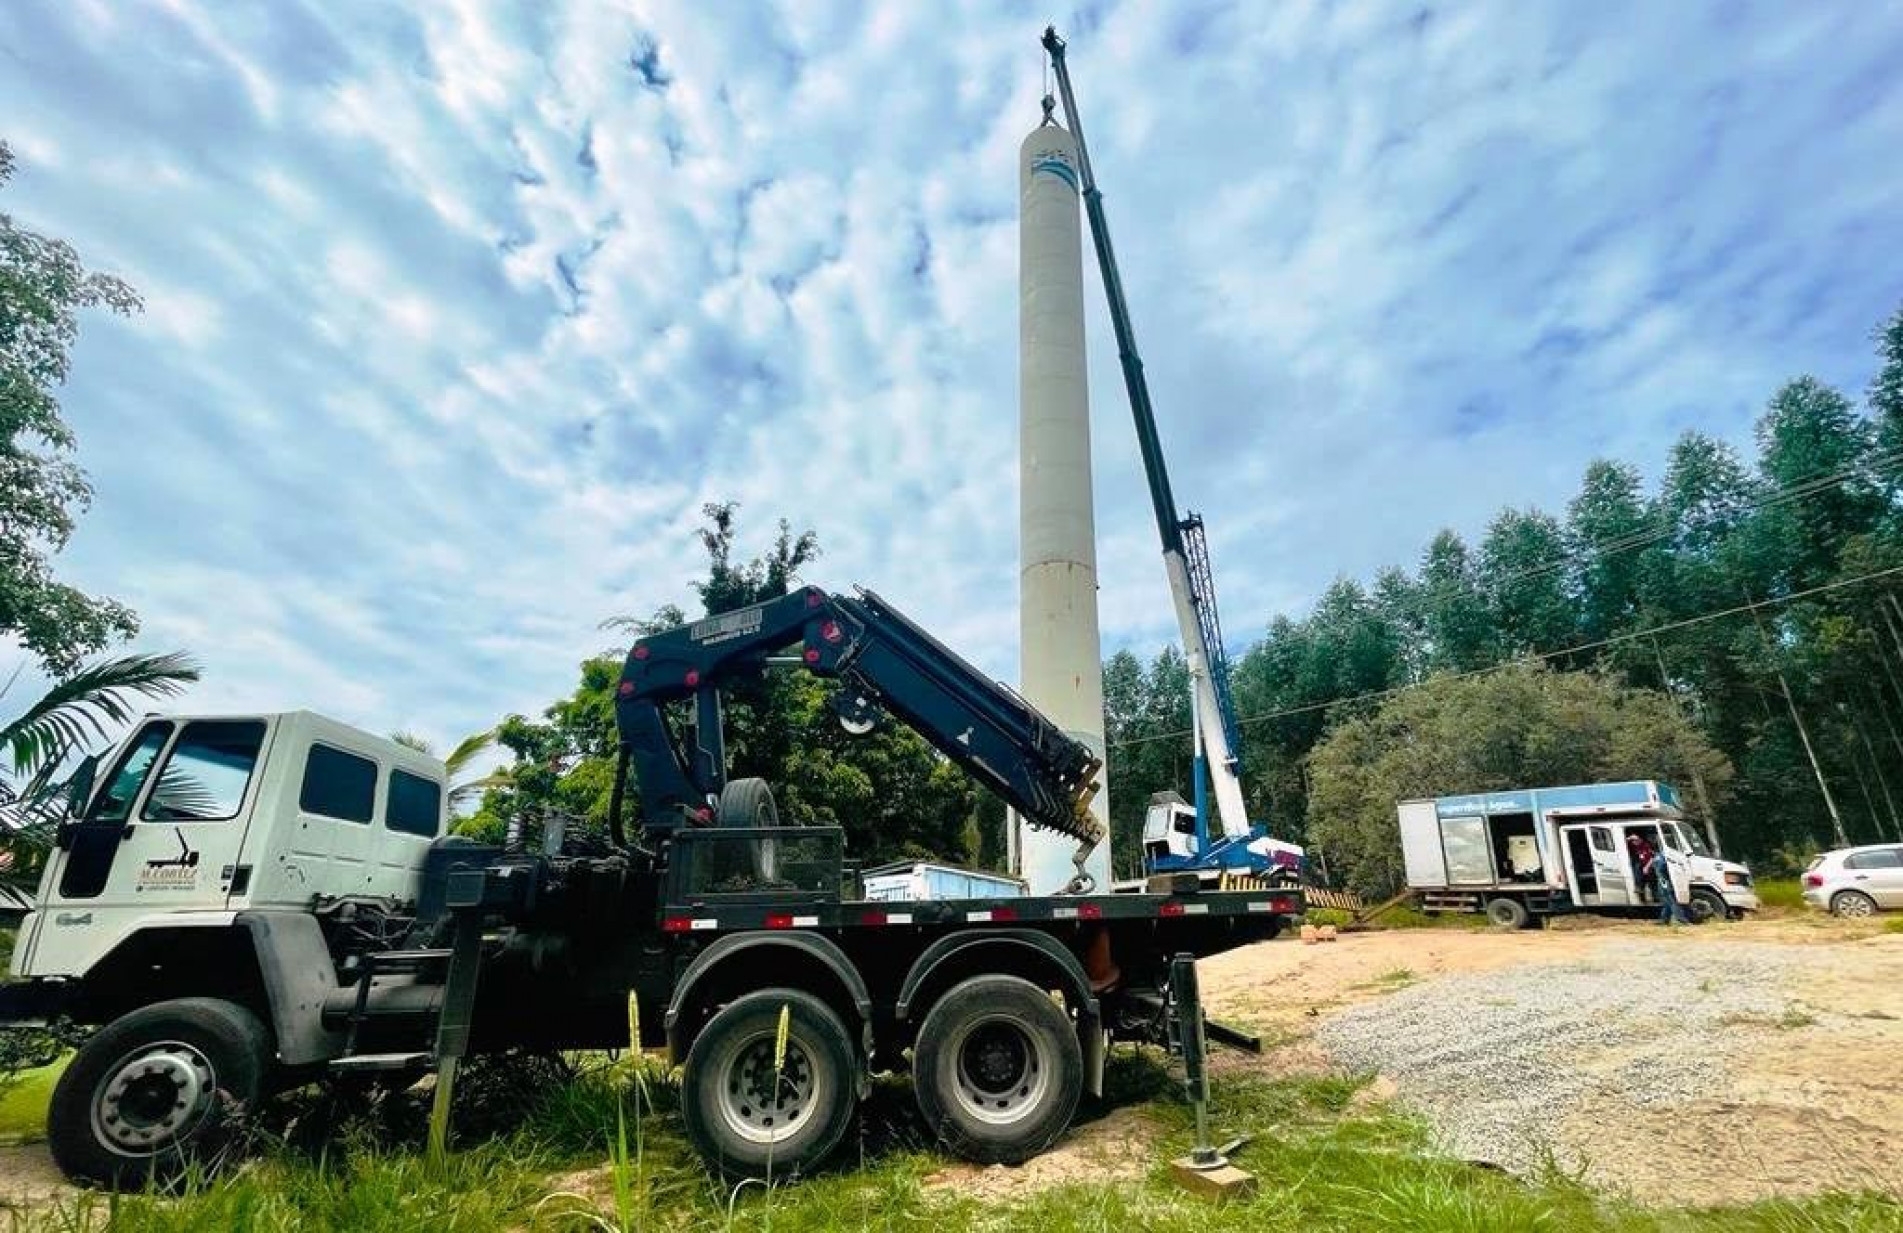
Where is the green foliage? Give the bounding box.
[1,140,144,676]
[1307,663,1733,897]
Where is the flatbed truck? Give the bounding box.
[3,586,1297,1187]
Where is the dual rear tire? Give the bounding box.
[912,974,1083,1165]
[680,974,1085,1177]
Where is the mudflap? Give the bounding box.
[1083,1019,1106,1099]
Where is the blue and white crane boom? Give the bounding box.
[1039,27,1250,843]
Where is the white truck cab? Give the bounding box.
[11,711,447,983]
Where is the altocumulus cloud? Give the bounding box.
[1,2,1900,752]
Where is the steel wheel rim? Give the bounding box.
[948,1013,1051,1126]
[91,1039,217,1155]
[711,1029,822,1147]
[1835,893,1875,918]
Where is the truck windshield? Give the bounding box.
[1668,823,1712,857]
[86,721,174,823]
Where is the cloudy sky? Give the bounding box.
[3,1,1901,752]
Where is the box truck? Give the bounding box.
[1398,780,1758,927]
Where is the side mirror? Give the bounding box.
[65,754,101,817]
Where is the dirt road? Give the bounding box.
[1200,914,1903,1207]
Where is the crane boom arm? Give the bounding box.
[612,585,1104,861]
[1040,26,1252,840]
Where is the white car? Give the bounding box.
[1802,844,1903,917]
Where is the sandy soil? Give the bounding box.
[920,1105,1155,1200]
[0,1143,74,1214]
[1200,915,1903,1207]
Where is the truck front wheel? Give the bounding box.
[1688,888,1729,924]
[48,997,270,1188]
[681,987,857,1179]
[913,974,1082,1165]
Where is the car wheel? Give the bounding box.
[48,997,270,1189]
[1831,890,1878,919]
[1688,889,1728,924]
[681,988,857,1179]
[913,974,1082,1165]
[1485,897,1529,930]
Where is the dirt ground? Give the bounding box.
[1201,914,1903,1207]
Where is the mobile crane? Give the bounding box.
[5,585,1297,1187]
[1041,28,1302,887]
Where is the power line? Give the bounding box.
[1108,563,1903,753]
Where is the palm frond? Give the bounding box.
[0,652,200,780]
[442,727,497,779]
[448,769,510,811]
[389,731,434,754]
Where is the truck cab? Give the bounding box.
[11,712,447,983]
[1139,792,1302,888]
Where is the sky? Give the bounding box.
[3,1,1901,755]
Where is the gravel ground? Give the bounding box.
[1315,938,1809,1174]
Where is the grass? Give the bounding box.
[0,1057,62,1144]
[4,1051,1897,1233]
[1753,878,1805,911]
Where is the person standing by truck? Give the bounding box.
[1645,846,1688,924]
[1627,833,1656,903]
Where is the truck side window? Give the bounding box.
[88,720,174,824]
[385,770,442,838]
[299,745,378,824]
[1590,828,1614,852]
[141,720,266,822]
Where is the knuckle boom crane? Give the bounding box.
[612,585,1107,889]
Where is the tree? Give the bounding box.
[1306,663,1732,896]
[1868,304,1903,494]
[1415,530,1495,673]
[1479,509,1575,656]
[1567,460,1651,644]
[1,652,200,882]
[1751,376,1881,589]
[1,141,144,675]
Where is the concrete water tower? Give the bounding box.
[1013,109,1113,893]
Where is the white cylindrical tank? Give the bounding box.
[1016,121,1112,893]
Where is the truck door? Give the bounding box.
[1562,827,1600,902]
[42,718,270,917]
[1583,825,1632,905]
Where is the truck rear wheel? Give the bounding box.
[681,987,856,1179]
[48,997,270,1189]
[913,974,1082,1165]
[1485,897,1530,930]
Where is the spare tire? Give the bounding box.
[718,777,781,827]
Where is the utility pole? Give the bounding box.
[1651,635,1723,857]
[1844,701,1903,841]
[1747,594,1849,848]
